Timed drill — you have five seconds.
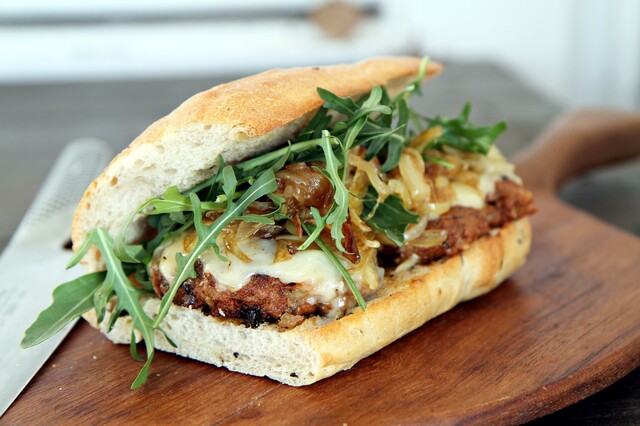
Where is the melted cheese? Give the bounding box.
[156,234,347,305]
[450,146,522,209]
[450,182,484,209]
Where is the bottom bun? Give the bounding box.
[83,218,531,386]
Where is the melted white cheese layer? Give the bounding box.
[156,234,347,305]
[450,182,484,209]
[450,146,522,209]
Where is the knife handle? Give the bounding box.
[514,110,640,194]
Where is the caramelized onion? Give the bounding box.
[350,245,380,290]
[406,229,448,248]
[424,202,451,217]
[348,152,416,213]
[340,221,360,264]
[275,163,334,215]
[348,152,390,200]
[399,148,431,209]
[410,126,443,151]
[182,229,197,253]
[403,214,429,242]
[393,253,420,275]
[274,239,294,263]
[387,178,412,207]
[221,224,251,263]
[348,167,372,233]
[254,225,285,239]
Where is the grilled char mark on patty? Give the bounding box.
[392,179,536,265]
[151,261,330,328]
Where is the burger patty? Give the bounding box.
[393,179,536,265]
[151,261,330,328]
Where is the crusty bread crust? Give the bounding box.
[83,218,531,386]
[72,57,442,271]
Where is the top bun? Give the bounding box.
[71,57,443,270]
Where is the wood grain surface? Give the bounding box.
[3,111,640,425]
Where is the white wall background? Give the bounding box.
[397,0,640,109]
[0,0,638,109]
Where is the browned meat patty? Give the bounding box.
[151,261,330,328]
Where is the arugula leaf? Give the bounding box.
[361,187,419,246]
[298,206,325,250]
[93,278,114,324]
[236,138,333,175]
[143,214,193,260]
[423,155,456,169]
[380,138,404,173]
[318,131,351,253]
[205,155,225,201]
[392,56,430,101]
[113,202,151,264]
[396,98,410,139]
[346,86,392,125]
[76,229,157,389]
[21,272,105,348]
[182,155,224,197]
[152,168,278,329]
[113,182,226,265]
[238,213,276,224]
[318,84,407,172]
[298,106,332,141]
[317,87,359,115]
[144,186,223,215]
[425,103,507,155]
[108,305,123,333]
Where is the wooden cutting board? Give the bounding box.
[4,111,640,425]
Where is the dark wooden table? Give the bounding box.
[1,62,638,423]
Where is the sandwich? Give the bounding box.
[22,57,535,388]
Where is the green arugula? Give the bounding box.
[21,272,105,348]
[143,186,224,216]
[66,228,157,388]
[361,187,419,246]
[114,186,225,264]
[424,103,507,155]
[318,131,352,252]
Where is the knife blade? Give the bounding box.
[0,138,112,417]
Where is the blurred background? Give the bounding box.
[0,1,639,422]
[1,0,638,107]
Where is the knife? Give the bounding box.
[0,139,112,417]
